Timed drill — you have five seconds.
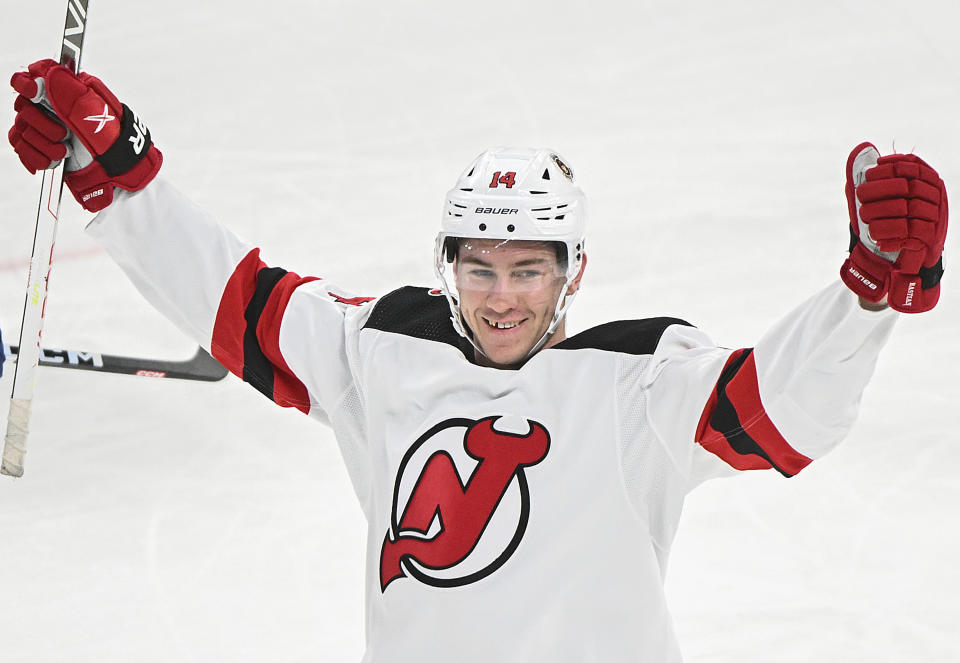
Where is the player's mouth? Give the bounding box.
[482,316,526,331]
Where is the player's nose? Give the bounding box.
[484,278,519,311]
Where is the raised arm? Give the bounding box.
[646,142,948,487]
[8,59,373,422]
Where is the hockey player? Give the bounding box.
[7,60,949,662]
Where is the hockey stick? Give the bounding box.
[1,0,91,477]
[4,344,228,382]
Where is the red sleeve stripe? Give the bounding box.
[211,248,318,415]
[695,349,812,477]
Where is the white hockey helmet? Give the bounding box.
[434,147,587,359]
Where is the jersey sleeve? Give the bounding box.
[645,281,898,488]
[85,177,373,424]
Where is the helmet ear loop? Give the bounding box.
[524,250,583,359]
[434,234,487,356]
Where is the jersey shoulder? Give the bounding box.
[553,317,694,356]
[362,286,472,355]
[364,288,693,359]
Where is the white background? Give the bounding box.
[1,1,958,661]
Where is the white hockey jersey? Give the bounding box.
[88,178,899,662]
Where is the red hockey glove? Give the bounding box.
[8,59,162,212]
[841,142,947,313]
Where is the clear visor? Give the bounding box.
[442,237,568,294]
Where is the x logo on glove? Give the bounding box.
[83,103,115,134]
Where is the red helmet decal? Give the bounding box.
[488,171,517,189]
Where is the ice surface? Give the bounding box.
[0,1,958,661]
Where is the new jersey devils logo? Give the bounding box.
[380,416,550,591]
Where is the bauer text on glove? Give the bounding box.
[840,142,947,313]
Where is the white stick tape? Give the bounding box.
[1,399,32,477]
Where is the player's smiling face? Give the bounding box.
[454,239,584,369]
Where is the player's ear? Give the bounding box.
[566,252,587,296]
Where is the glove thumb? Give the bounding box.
[44,64,123,157]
